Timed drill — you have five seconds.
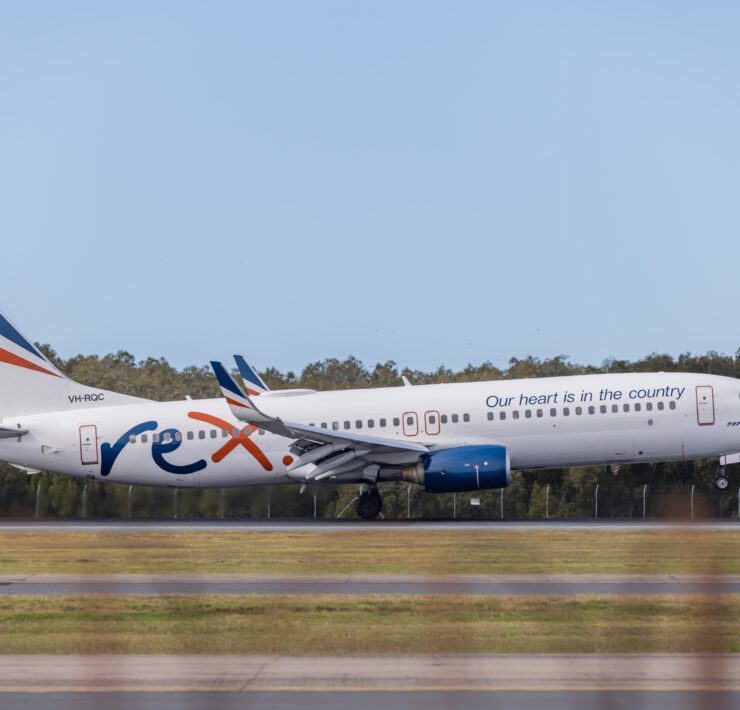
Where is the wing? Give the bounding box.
[210,361,427,482]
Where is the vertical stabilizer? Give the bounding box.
[0,310,148,418]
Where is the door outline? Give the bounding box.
[424,410,440,436]
[695,386,715,426]
[402,411,419,437]
[79,425,99,465]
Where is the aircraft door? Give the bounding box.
[424,410,440,435]
[696,386,715,426]
[79,425,99,465]
[402,412,418,437]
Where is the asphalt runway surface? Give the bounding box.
[1,519,739,532]
[2,573,739,596]
[2,690,736,710]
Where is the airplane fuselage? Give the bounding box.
[2,372,738,488]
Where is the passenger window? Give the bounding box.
[635,403,641,412]
[321,422,327,428]
[141,434,148,443]
[232,428,239,437]
[611,405,618,413]
[669,401,676,410]
[646,403,653,411]
[393,417,400,426]
[499,411,506,420]
[210,430,217,439]
[129,435,136,444]
[575,407,582,415]
[187,431,194,440]
[332,422,339,430]
[222,429,229,438]
[368,419,375,428]
[512,410,520,420]
[525,410,532,419]
[588,406,595,415]
[198,431,205,440]
[657,402,664,411]
[406,416,414,426]
[600,405,607,414]
[463,413,470,422]
[153,433,160,443]
[440,415,448,424]
[563,407,570,416]
[487,412,494,421]
[175,432,183,442]
[344,421,351,430]
[550,408,557,417]
[537,409,543,417]
[623,404,630,412]
[380,418,387,427]
[451,414,459,423]
[356,420,363,429]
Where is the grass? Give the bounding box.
[0,530,739,575]
[0,594,738,654]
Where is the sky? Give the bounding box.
[1,1,739,374]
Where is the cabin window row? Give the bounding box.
[485,400,676,421]
[307,413,472,431]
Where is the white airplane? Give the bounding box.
[0,309,736,519]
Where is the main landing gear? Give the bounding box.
[356,488,383,520]
[715,474,730,491]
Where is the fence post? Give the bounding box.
[500,489,504,520]
[81,484,87,519]
[690,484,695,520]
[172,489,179,519]
[35,483,41,519]
[453,493,456,519]
[407,486,412,519]
[218,489,225,519]
[642,484,647,520]
[127,485,133,519]
[594,483,599,519]
[545,484,550,519]
[267,489,271,520]
[313,494,317,519]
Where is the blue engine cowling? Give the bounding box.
[421,445,510,493]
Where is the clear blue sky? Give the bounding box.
[1,1,739,373]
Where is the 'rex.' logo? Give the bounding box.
[100,411,273,476]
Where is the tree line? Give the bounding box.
[1,346,738,519]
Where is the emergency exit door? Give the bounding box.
[79,425,99,465]
[696,386,715,426]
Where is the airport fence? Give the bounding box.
[1,471,738,520]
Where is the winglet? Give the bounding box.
[233,355,269,395]
[210,361,273,424]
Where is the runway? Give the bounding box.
[1,573,739,596]
[1,654,738,692]
[1,519,739,532]
[1,691,735,710]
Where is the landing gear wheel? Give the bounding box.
[356,490,383,520]
[715,476,729,491]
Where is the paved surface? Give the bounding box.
[1,654,738,692]
[1,691,737,710]
[0,519,739,532]
[1,573,739,596]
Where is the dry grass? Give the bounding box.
[0,594,738,654]
[0,529,738,575]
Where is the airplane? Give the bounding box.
[0,308,736,519]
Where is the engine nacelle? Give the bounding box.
[402,445,510,493]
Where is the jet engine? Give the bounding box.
[400,444,510,493]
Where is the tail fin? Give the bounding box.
[233,355,269,395]
[0,310,147,418]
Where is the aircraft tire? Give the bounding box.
[357,491,383,519]
[715,476,729,491]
